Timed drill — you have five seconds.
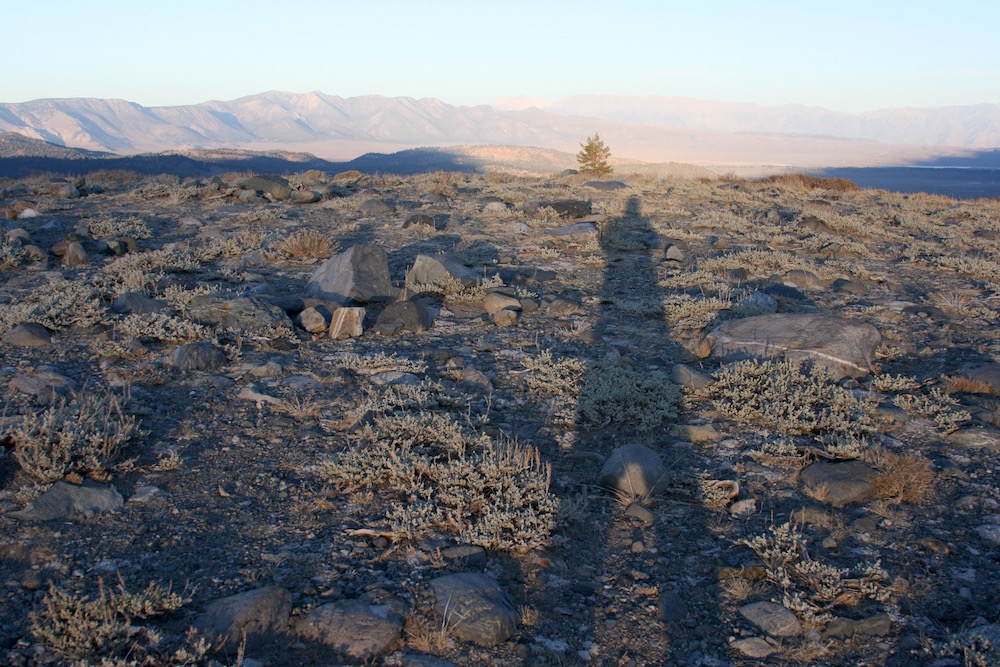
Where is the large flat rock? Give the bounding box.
[705,313,880,379]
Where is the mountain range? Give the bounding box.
[1,91,999,170]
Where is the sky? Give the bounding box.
[4,0,999,112]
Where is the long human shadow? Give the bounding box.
[579,194,717,664]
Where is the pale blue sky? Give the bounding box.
[5,0,998,112]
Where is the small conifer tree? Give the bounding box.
[576,132,612,175]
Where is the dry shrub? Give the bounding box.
[867,447,936,504]
[7,388,141,483]
[758,173,859,193]
[30,576,200,662]
[943,375,996,395]
[275,228,339,259]
[709,359,876,458]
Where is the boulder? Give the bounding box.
[359,199,395,216]
[739,601,802,637]
[584,180,627,191]
[306,245,395,304]
[63,241,89,268]
[429,573,517,647]
[13,481,124,521]
[482,292,522,315]
[597,444,670,500]
[111,292,168,315]
[799,460,875,507]
[241,176,291,200]
[9,370,75,401]
[704,313,880,379]
[405,254,480,291]
[171,343,227,372]
[295,598,405,660]
[290,189,321,204]
[194,586,292,653]
[375,301,432,334]
[2,323,52,347]
[523,199,592,219]
[189,296,291,334]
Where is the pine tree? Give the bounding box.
[576,132,612,175]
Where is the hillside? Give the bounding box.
[3,92,997,169]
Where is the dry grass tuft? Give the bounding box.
[943,375,996,395]
[275,228,339,259]
[757,173,859,193]
[867,447,936,504]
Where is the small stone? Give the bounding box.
[63,241,88,267]
[730,498,756,517]
[2,322,52,347]
[739,601,802,637]
[664,244,685,262]
[483,292,522,315]
[657,590,688,622]
[290,189,321,204]
[405,254,480,291]
[329,307,365,339]
[597,444,670,500]
[824,614,892,638]
[359,199,395,216]
[624,502,656,526]
[492,309,518,327]
[171,343,227,372]
[732,637,776,658]
[298,305,331,333]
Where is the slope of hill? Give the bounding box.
[547,95,1000,149]
[3,92,997,170]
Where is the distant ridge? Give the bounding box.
[2,91,998,169]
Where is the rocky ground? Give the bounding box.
[1,168,999,666]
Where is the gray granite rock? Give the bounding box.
[597,444,670,499]
[171,343,227,372]
[799,460,875,507]
[405,254,480,291]
[705,313,880,379]
[13,481,124,521]
[295,598,405,660]
[307,245,394,304]
[2,322,52,347]
[195,586,292,652]
[739,601,802,637]
[429,573,517,647]
[189,295,290,333]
